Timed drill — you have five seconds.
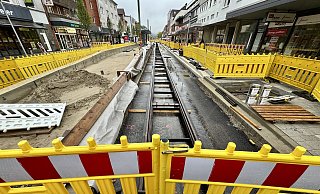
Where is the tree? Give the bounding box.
[157,32,162,38]
[118,20,124,33]
[107,17,113,32]
[132,25,136,35]
[76,0,91,31]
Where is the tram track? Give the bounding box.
[144,43,197,146]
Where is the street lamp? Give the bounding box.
[0,0,27,55]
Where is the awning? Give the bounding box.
[226,0,320,20]
[0,18,46,29]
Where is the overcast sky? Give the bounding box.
[115,0,188,34]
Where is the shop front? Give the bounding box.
[51,20,89,50]
[259,12,296,54]
[284,14,320,57]
[0,2,44,57]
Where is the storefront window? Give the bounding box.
[260,26,292,54]
[215,28,225,43]
[284,24,320,57]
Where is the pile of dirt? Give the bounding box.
[20,70,110,110]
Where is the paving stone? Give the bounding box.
[290,136,305,142]
[296,141,313,151]
[305,141,320,150]
[301,135,320,141]
[282,130,302,137]
[309,150,320,156]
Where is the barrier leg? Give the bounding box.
[165,182,175,194]
[183,183,201,194]
[0,187,9,194]
[256,188,280,194]
[206,185,226,194]
[96,179,116,194]
[231,186,253,194]
[70,180,93,194]
[120,177,137,194]
[44,182,68,194]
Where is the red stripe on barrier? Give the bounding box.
[17,157,61,180]
[208,159,245,183]
[170,156,186,179]
[137,151,152,173]
[262,163,308,188]
[80,153,114,176]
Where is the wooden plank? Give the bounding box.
[128,109,146,113]
[140,81,150,84]
[259,113,314,116]
[265,118,320,122]
[253,110,309,113]
[261,116,320,119]
[0,127,54,138]
[253,107,306,111]
[251,105,302,108]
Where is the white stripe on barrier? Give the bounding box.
[291,166,320,190]
[235,161,275,185]
[182,158,214,181]
[49,155,88,178]
[109,151,139,175]
[0,158,33,182]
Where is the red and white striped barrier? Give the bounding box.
[170,156,320,190]
[0,151,152,183]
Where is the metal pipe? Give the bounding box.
[0,0,27,55]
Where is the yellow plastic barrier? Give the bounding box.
[206,43,245,55]
[0,135,160,194]
[0,58,25,88]
[0,43,134,89]
[312,80,320,101]
[161,140,320,194]
[1,136,320,194]
[269,55,320,93]
[214,54,273,78]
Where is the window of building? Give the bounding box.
[224,0,231,7]
[89,1,93,9]
[92,17,95,23]
[211,14,215,19]
[100,6,103,14]
[214,0,217,4]
[57,7,62,15]
[47,6,53,13]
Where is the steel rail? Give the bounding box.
[144,43,198,146]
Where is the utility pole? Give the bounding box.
[147,19,149,42]
[137,0,142,45]
[0,0,27,55]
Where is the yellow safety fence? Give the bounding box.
[1,135,320,194]
[0,43,134,89]
[269,55,320,93]
[160,41,320,101]
[206,43,245,55]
